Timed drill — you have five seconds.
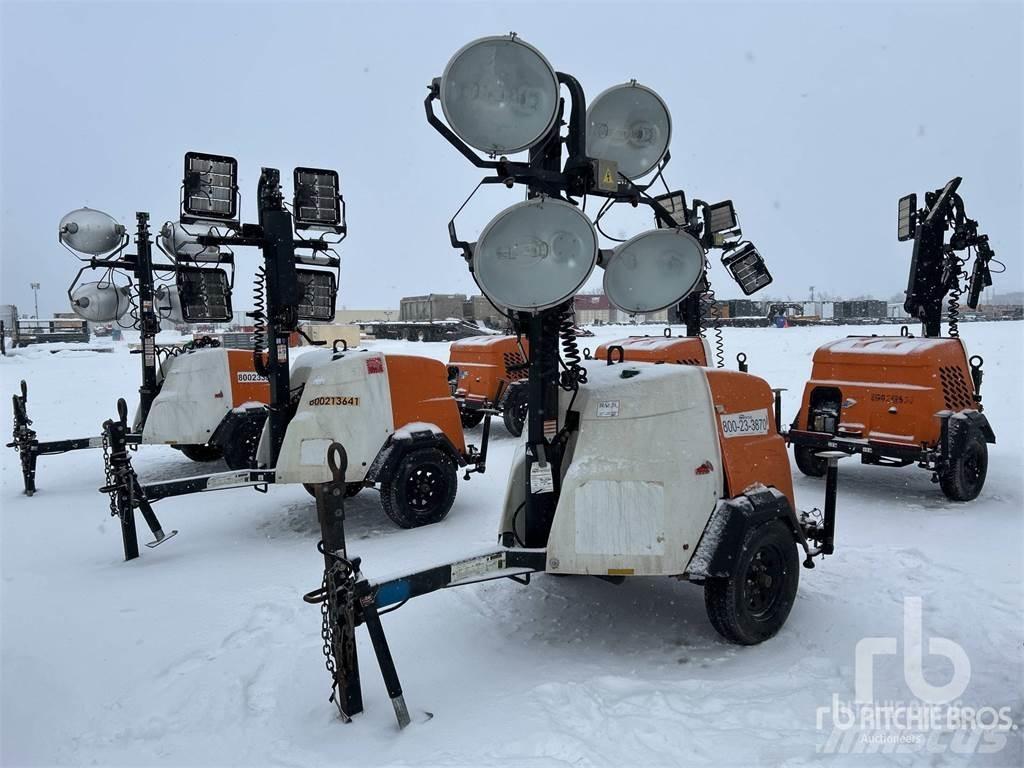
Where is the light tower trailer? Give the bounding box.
[8,210,246,495]
[303,34,845,727]
[787,177,1000,501]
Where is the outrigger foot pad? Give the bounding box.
[392,695,412,729]
[145,529,178,548]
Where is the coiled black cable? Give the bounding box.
[947,254,965,338]
[251,265,269,377]
[698,258,725,367]
[556,304,587,390]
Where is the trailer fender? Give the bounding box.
[940,410,995,466]
[367,425,464,485]
[685,486,801,581]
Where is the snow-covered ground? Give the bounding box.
[1,323,1021,767]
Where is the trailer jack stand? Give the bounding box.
[99,399,176,561]
[308,442,412,729]
[9,381,39,496]
[799,451,847,568]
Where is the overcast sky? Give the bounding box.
[1,0,1021,316]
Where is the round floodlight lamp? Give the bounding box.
[474,197,598,312]
[159,221,221,261]
[59,208,126,256]
[440,35,560,155]
[603,229,705,314]
[70,281,132,322]
[586,82,672,180]
[155,284,184,324]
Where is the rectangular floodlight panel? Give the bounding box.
[706,200,738,235]
[924,176,962,226]
[722,243,773,296]
[898,193,917,242]
[183,152,238,223]
[653,190,688,228]
[293,167,342,231]
[176,266,232,322]
[296,268,337,321]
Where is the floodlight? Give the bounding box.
[721,243,773,296]
[155,285,184,324]
[473,197,598,312]
[603,229,705,314]
[653,190,688,228]
[70,281,132,322]
[159,221,222,262]
[175,266,232,322]
[440,35,560,155]
[293,168,344,232]
[296,269,337,321]
[586,81,672,180]
[182,152,238,224]
[59,208,126,256]
[706,200,738,235]
[897,193,917,242]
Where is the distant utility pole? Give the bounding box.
[30,282,40,318]
[809,285,815,302]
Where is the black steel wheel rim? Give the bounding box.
[405,462,448,513]
[742,543,785,619]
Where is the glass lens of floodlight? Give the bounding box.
[604,229,705,313]
[70,281,131,322]
[586,82,672,180]
[293,168,341,230]
[176,267,232,322]
[183,152,238,221]
[722,243,773,296]
[897,194,916,241]
[440,35,559,155]
[296,269,337,321]
[474,197,598,311]
[59,208,124,255]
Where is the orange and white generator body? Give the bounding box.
[591,334,710,367]
[788,335,994,501]
[137,347,270,465]
[447,334,529,434]
[272,348,476,527]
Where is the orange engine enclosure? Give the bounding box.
[794,336,978,448]
[384,354,467,455]
[705,368,795,509]
[226,350,270,406]
[448,335,528,406]
[594,336,708,366]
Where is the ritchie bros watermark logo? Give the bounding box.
[816,597,1017,755]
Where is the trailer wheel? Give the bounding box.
[502,385,528,437]
[380,447,457,528]
[793,445,828,477]
[704,520,799,645]
[177,444,223,463]
[939,432,988,502]
[460,410,484,429]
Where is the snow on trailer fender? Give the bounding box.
[304,34,840,728]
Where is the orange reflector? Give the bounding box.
[607,568,634,576]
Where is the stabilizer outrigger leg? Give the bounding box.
[99,398,177,561]
[8,380,39,496]
[305,443,412,729]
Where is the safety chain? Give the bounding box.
[100,429,118,518]
[100,427,136,521]
[320,550,357,719]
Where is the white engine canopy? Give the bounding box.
[143,349,238,445]
[503,361,723,576]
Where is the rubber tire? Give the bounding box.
[380,446,457,528]
[177,444,223,463]
[303,482,364,498]
[220,412,267,470]
[704,520,800,645]
[460,410,485,429]
[793,445,828,477]
[939,432,988,502]
[502,386,528,437]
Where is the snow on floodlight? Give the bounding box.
[603,229,705,314]
[473,197,598,312]
[586,81,672,181]
[59,208,126,257]
[440,35,560,155]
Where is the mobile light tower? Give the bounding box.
[30,282,40,319]
[8,206,235,495]
[100,151,344,560]
[307,34,794,729]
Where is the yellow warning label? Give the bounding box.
[602,168,615,186]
